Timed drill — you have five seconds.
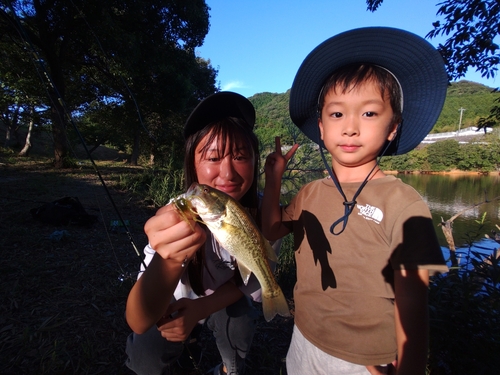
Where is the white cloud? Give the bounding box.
[221,81,247,91]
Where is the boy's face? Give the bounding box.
[319,79,398,178]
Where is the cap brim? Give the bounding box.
[289,27,448,155]
[184,91,255,139]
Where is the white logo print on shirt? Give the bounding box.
[356,204,383,224]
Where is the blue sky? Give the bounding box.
[196,0,498,98]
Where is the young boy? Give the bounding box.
[262,27,449,375]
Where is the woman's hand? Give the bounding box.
[156,298,204,342]
[144,203,206,265]
[126,205,206,334]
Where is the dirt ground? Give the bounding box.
[0,157,293,375]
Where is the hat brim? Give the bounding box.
[184,91,255,139]
[289,27,448,155]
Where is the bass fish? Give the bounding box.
[171,183,290,322]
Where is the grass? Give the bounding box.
[0,154,294,375]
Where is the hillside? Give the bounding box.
[435,81,499,133]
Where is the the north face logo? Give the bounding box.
[357,204,383,224]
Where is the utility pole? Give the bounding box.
[457,107,466,135]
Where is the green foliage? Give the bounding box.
[367,0,500,81]
[379,148,429,172]
[457,142,495,171]
[426,139,461,171]
[380,136,500,173]
[447,81,495,96]
[118,165,184,207]
[427,0,500,81]
[251,91,299,148]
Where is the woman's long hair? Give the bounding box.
[183,117,259,295]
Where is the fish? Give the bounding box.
[171,182,291,322]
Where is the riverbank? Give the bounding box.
[384,169,499,176]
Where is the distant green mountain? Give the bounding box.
[434,81,499,133]
[249,80,499,145]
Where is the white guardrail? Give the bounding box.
[422,126,492,143]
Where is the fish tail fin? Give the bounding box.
[262,287,291,322]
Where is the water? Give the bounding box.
[397,173,500,259]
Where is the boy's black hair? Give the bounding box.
[317,63,403,126]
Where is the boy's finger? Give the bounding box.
[284,144,299,161]
[275,136,281,154]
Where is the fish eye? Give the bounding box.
[203,187,209,193]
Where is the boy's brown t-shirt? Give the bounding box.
[282,175,448,365]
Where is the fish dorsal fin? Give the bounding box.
[237,261,253,285]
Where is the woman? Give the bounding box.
[125,92,277,375]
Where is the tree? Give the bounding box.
[425,0,499,81]
[79,0,216,165]
[0,28,48,155]
[427,139,461,171]
[0,0,217,167]
[366,0,500,131]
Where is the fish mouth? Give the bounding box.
[187,182,202,194]
[184,183,224,220]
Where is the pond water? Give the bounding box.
[397,173,500,259]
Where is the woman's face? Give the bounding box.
[194,132,255,202]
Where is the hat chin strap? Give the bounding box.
[319,122,401,235]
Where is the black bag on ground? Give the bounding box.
[30,197,97,226]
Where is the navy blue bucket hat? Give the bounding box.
[184,91,255,139]
[289,27,449,155]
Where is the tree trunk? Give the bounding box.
[19,111,34,157]
[4,122,12,148]
[51,99,68,168]
[439,218,458,269]
[3,104,20,148]
[129,127,140,166]
[33,0,68,168]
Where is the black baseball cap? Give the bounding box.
[184,91,255,139]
